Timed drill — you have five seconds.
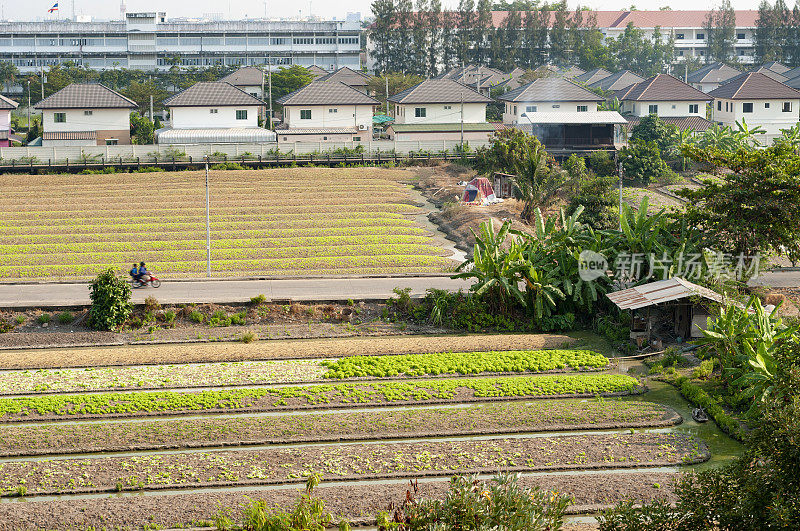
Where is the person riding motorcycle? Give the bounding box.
[129,264,140,283]
[137,262,151,285]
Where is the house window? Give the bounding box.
[552,104,560,108]
[235,110,248,120]
[676,33,684,39]
[737,33,746,40]
[105,139,118,145]
[414,107,426,117]
[513,106,517,114]
[783,101,792,112]
[765,102,770,108]
[323,136,328,140]
[717,101,722,111]
[525,105,537,113]
[689,104,699,114]
[84,110,93,116]
[725,102,729,111]
[353,136,361,142]
[444,105,451,110]
[678,51,684,56]
[743,102,754,113]
[698,50,705,56]
[648,104,658,115]
[576,105,588,112]
[696,33,705,40]
[328,108,338,113]
[209,109,218,114]
[300,109,311,119]
[54,112,66,123]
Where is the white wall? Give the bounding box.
[283,104,373,130]
[42,108,130,132]
[0,109,10,130]
[712,97,800,136]
[393,102,486,124]
[170,105,260,129]
[502,101,599,124]
[622,100,705,118]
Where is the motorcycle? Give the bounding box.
[131,274,162,289]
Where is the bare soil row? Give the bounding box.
[0,433,707,497]
[0,471,679,530]
[0,399,680,456]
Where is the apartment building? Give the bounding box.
[0,12,362,74]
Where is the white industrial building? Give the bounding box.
[0,11,362,74]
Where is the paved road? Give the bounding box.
[0,276,474,308]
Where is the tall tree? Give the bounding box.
[396,0,415,72]
[412,0,430,75]
[755,0,780,62]
[427,0,444,76]
[548,3,570,66]
[457,0,476,66]
[523,7,549,69]
[704,0,737,64]
[473,0,493,65]
[370,0,397,74]
[440,8,460,71]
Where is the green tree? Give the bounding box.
[368,73,425,113]
[457,0,477,65]
[549,3,571,66]
[473,0,493,65]
[567,172,618,230]
[396,0,415,72]
[88,268,132,331]
[629,114,678,153]
[619,140,672,185]
[0,61,18,94]
[130,112,155,144]
[523,8,549,69]
[704,0,737,64]
[427,0,444,76]
[122,80,168,115]
[270,65,314,101]
[412,0,430,75]
[679,142,800,261]
[370,0,398,74]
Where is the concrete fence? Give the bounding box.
[0,139,491,164]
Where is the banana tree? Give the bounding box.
[667,127,696,171]
[733,118,766,151]
[519,265,565,321]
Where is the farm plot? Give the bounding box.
[622,187,686,214]
[0,168,457,280]
[0,433,708,496]
[0,349,608,395]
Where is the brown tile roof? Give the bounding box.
[761,61,790,74]
[618,74,710,102]
[589,70,645,92]
[388,79,493,104]
[573,68,612,85]
[316,67,371,87]
[687,62,742,84]
[498,76,603,103]
[220,66,264,87]
[561,66,586,79]
[625,115,713,132]
[749,67,787,82]
[708,72,800,100]
[34,83,138,110]
[307,65,329,78]
[164,82,265,107]
[276,81,379,106]
[43,131,98,140]
[0,93,18,110]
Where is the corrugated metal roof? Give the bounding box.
[388,123,498,132]
[519,111,627,124]
[607,277,724,310]
[156,127,276,144]
[42,131,97,140]
[275,127,358,135]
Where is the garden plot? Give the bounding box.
[0,400,680,456]
[622,187,686,214]
[0,374,642,421]
[0,433,708,496]
[0,168,457,280]
[0,350,608,395]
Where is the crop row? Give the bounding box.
[322,350,609,379]
[1,254,455,279]
[0,223,422,246]
[0,374,642,420]
[3,243,448,267]
[0,351,607,395]
[0,234,431,256]
[0,433,705,496]
[0,400,677,456]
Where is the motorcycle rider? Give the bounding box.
[129,263,141,284]
[137,262,151,285]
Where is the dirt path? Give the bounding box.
[0,333,574,370]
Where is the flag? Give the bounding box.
[48,3,58,13]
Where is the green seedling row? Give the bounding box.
[322,350,610,379]
[0,374,642,419]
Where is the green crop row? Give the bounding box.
[0,254,456,278]
[322,350,609,379]
[0,223,421,246]
[0,374,642,418]
[0,234,431,256]
[3,243,446,267]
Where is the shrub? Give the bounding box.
[88,269,133,331]
[0,318,13,333]
[208,310,232,327]
[598,498,681,530]
[57,311,74,325]
[144,296,160,313]
[694,359,714,380]
[189,310,205,324]
[250,294,267,305]
[162,310,177,326]
[14,315,25,325]
[673,376,744,440]
[230,311,247,326]
[36,313,52,325]
[586,150,617,176]
[240,331,258,343]
[210,162,247,171]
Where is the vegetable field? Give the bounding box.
[0,168,457,280]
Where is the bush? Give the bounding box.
[36,313,52,325]
[694,359,714,380]
[0,318,13,333]
[210,162,246,171]
[144,296,160,313]
[14,315,25,325]
[162,310,177,327]
[208,310,232,327]
[230,311,247,326]
[57,311,74,325]
[620,140,672,186]
[566,174,618,230]
[250,294,267,305]
[673,375,744,440]
[240,331,258,343]
[189,310,205,324]
[88,269,133,331]
[598,498,681,530]
[586,150,617,176]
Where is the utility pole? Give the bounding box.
[460,91,464,153]
[205,162,212,278]
[384,74,389,114]
[40,65,44,102]
[149,94,154,124]
[26,79,30,142]
[268,61,273,128]
[261,66,265,126]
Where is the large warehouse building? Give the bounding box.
[0,11,362,73]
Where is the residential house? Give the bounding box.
[315,67,371,94]
[0,94,18,146]
[780,65,800,81]
[157,81,274,144]
[709,72,800,140]
[760,61,790,74]
[573,68,612,86]
[687,62,742,93]
[34,83,138,146]
[274,81,379,144]
[588,70,645,93]
[618,74,712,132]
[750,66,787,82]
[307,65,329,79]
[437,65,508,96]
[498,76,625,151]
[220,66,265,99]
[561,66,586,79]
[385,79,496,141]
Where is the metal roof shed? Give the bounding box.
[156,127,277,144]
[606,277,724,310]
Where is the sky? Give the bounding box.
[12,0,764,22]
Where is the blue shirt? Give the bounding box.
[138,266,148,275]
